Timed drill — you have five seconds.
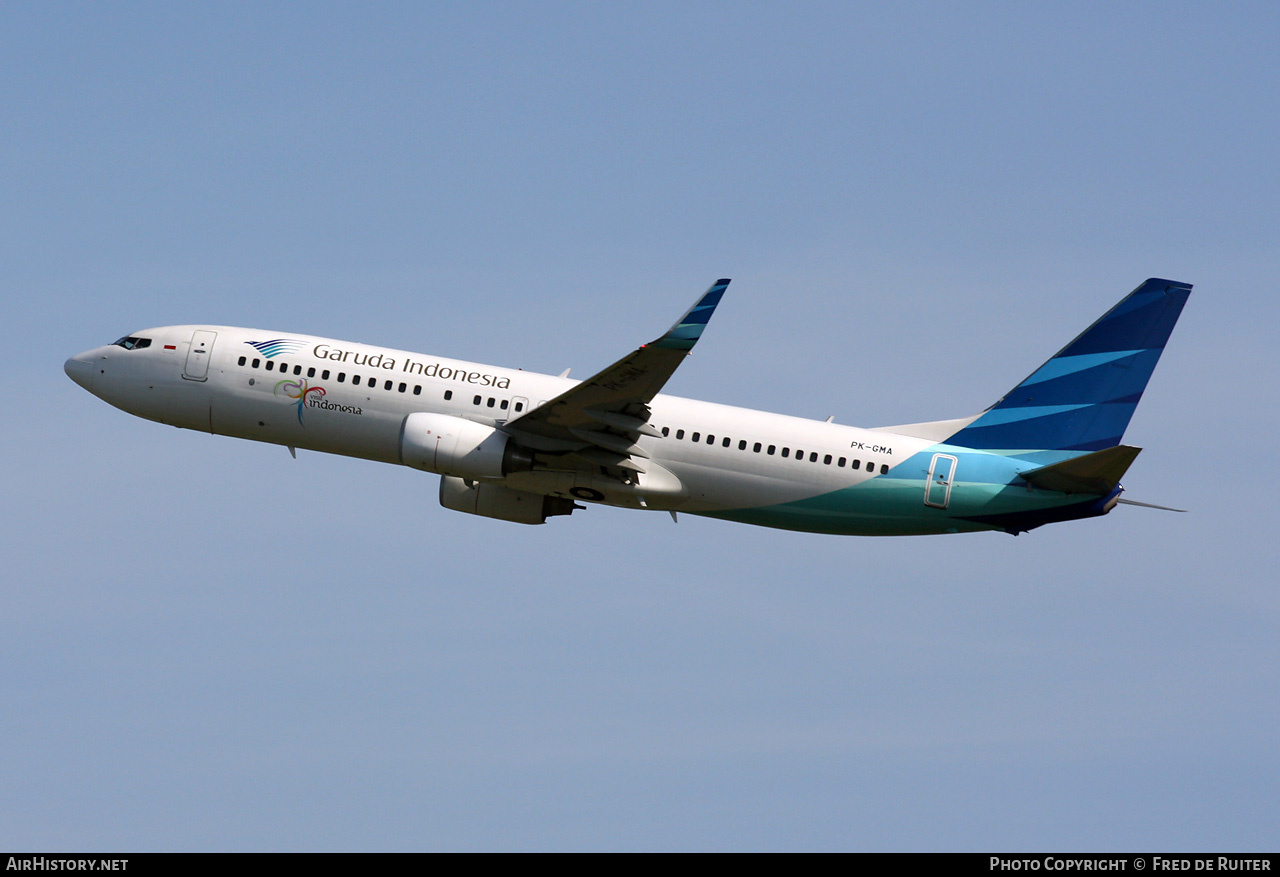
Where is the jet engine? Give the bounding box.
[399,412,534,480]
[439,475,578,525]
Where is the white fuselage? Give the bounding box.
[68,279,1190,536]
[65,324,965,528]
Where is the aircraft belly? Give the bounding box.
[697,478,991,535]
[129,380,211,430]
[693,461,1090,537]
[501,460,688,511]
[87,353,208,430]
[212,379,402,462]
[657,458,841,510]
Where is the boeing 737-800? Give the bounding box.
[65,278,1189,535]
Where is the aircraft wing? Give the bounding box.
[502,279,729,474]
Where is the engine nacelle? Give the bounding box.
[439,476,577,525]
[399,412,534,479]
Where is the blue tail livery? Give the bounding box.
[947,279,1191,453]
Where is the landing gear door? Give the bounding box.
[925,453,958,509]
[183,330,218,381]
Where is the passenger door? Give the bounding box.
[924,453,957,509]
[183,330,218,381]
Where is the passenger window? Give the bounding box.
[753,442,761,453]
[307,367,315,378]
[738,440,746,450]
[338,372,346,382]
[265,361,274,371]
[322,370,330,380]
[723,437,731,448]
[692,432,700,442]
[767,445,776,455]
[501,399,508,410]
[398,383,407,393]
[486,398,495,408]
[676,430,685,440]
[413,385,421,395]
[514,401,523,411]
[838,457,846,467]
[443,390,451,400]
[706,434,714,445]
[277,361,286,372]
[880,464,889,474]
[252,359,260,369]
[662,427,670,437]
[810,452,818,462]
[294,365,302,375]
[353,375,361,385]
[782,448,790,458]
[824,454,832,464]
[473,395,482,405]
[237,356,246,366]
[852,460,860,470]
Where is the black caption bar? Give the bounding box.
[2,853,1277,863]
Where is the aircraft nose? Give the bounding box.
[64,353,95,391]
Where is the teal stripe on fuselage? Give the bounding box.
[697,445,1089,536]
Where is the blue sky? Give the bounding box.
[3,1,1278,851]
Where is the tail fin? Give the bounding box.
[946,278,1191,452]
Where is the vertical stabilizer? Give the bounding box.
[946,279,1191,452]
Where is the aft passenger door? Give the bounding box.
[924,453,957,509]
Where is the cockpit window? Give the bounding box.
[112,336,152,350]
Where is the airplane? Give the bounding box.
[64,277,1190,536]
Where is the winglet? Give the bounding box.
[653,279,730,350]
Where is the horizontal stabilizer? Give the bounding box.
[1021,445,1142,495]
